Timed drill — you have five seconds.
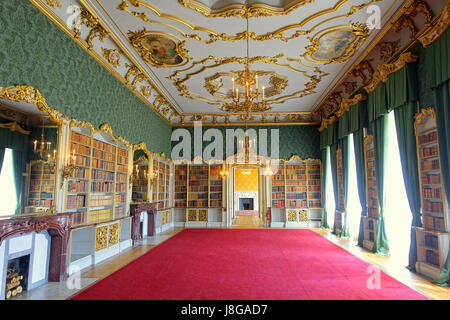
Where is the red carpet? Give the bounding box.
[72,229,427,300]
[235,210,259,216]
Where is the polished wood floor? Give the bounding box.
[13,226,450,300]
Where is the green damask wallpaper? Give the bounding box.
[0,0,172,156]
[171,125,321,160]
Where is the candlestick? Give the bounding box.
[33,140,37,151]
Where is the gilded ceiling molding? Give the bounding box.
[334,93,366,117]
[418,2,449,47]
[125,63,148,89]
[169,55,326,107]
[45,0,61,8]
[119,0,379,43]
[0,85,132,147]
[178,0,314,18]
[302,23,369,64]
[0,122,31,135]
[375,40,401,62]
[102,48,122,67]
[128,29,190,68]
[364,52,418,93]
[318,115,337,132]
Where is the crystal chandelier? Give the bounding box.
[227,1,268,115]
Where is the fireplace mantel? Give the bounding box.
[130,202,157,243]
[0,212,73,282]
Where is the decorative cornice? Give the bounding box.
[318,115,338,132]
[335,93,367,117]
[364,52,418,93]
[418,2,449,47]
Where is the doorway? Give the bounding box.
[232,166,263,227]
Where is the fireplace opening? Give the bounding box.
[5,255,30,299]
[239,198,254,210]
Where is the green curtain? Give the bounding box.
[0,148,5,173]
[320,122,337,150]
[353,128,367,247]
[393,101,422,270]
[0,127,29,152]
[370,116,390,255]
[330,143,339,235]
[432,80,450,285]
[12,150,26,214]
[320,147,330,228]
[339,136,350,238]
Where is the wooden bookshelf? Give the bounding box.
[209,164,223,208]
[335,148,344,234]
[285,162,307,209]
[25,160,56,210]
[307,159,322,208]
[187,163,208,208]
[151,155,171,211]
[66,127,131,227]
[174,164,187,208]
[271,162,285,208]
[414,107,450,278]
[363,134,378,250]
[115,146,128,219]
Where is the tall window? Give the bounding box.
[325,146,335,228]
[348,134,362,239]
[385,112,412,264]
[0,148,18,216]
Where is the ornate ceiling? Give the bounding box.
[31,0,448,126]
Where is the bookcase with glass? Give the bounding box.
[174,164,187,208]
[363,134,379,251]
[25,160,56,212]
[335,148,344,234]
[149,154,172,230]
[65,126,131,227]
[414,107,450,279]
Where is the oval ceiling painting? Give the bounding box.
[312,30,357,61]
[128,30,189,68]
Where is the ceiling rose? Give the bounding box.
[178,0,314,18]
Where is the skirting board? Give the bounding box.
[270,222,285,228]
[285,222,309,228]
[68,255,93,275]
[416,261,441,280]
[94,244,120,264]
[185,222,208,228]
[174,222,185,227]
[207,222,222,228]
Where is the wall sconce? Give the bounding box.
[61,149,78,188]
[263,163,274,176]
[220,170,229,178]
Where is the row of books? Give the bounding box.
[188,193,208,200]
[175,186,187,193]
[116,172,127,183]
[71,132,90,145]
[175,193,187,199]
[92,158,115,171]
[418,130,438,145]
[91,169,114,181]
[116,183,127,193]
[368,207,379,217]
[71,142,90,156]
[89,195,113,207]
[286,180,307,186]
[71,168,89,179]
[272,200,285,208]
[188,200,208,207]
[115,193,126,204]
[272,193,285,199]
[87,208,111,223]
[117,164,127,174]
[210,200,222,207]
[210,193,222,200]
[91,181,114,193]
[67,194,87,209]
[423,201,443,214]
[419,145,439,158]
[175,201,187,207]
[210,186,222,192]
[421,173,441,185]
[423,188,441,199]
[285,174,307,180]
[93,139,116,153]
[423,215,445,232]
[286,186,307,192]
[308,200,321,207]
[68,180,88,193]
[286,200,307,208]
[286,193,306,200]
[424,234,439,249]
[28,199,53,207]
[272,186,285,192]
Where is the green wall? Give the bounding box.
[0,0,172,156]
[171,125,321,160]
